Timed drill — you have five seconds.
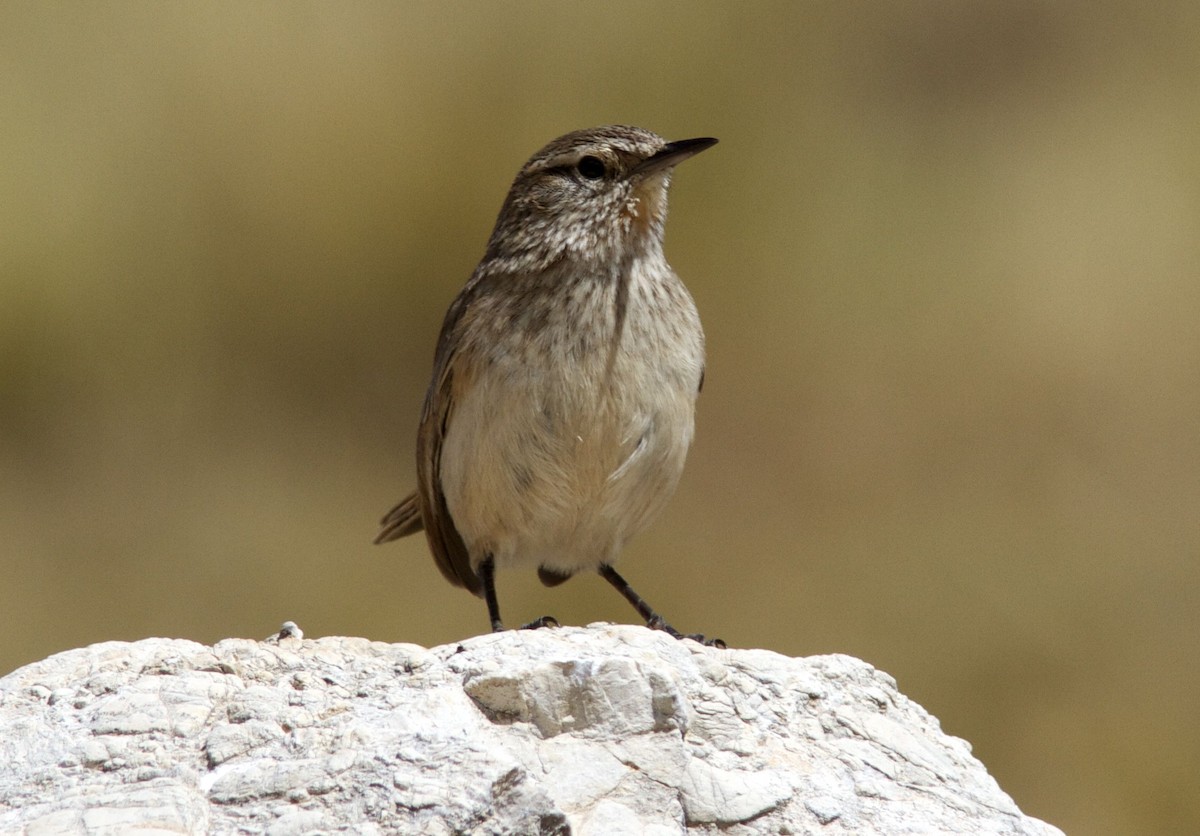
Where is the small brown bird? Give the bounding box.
[375,125,720,645]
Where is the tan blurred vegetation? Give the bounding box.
[2,2,1198,833]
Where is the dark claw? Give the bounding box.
[600,566,723,648]
[647,618,724,647]
[647,615,683,639]
[519,615,560,630]
[681,632,727,648]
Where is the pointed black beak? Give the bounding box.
[633,136,718,176]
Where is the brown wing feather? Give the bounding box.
[410,277,490,597]
[376,268,493,597]
[416,367,481,595]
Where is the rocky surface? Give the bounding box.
[0,624,1061,835]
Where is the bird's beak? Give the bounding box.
[633,136,718,177]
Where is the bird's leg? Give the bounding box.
[598,564,725,648]
[479,556,505,633]
[479,555,558,632]
[598,564,670,630]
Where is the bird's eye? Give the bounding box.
[577,156,606,180]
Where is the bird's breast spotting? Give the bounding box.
[440,256,703,570]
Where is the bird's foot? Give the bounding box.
[489,616,559,632]
[647,616,726,648]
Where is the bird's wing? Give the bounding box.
[414,276,486,596]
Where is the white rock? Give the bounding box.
[0,624,1061,835]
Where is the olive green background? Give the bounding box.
[3,3,1197,833]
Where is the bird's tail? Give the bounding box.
[374,492,424,544]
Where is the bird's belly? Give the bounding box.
[439,360,696,573]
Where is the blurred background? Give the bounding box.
[2,2,1197,832]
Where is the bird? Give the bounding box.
[375,125,721,646]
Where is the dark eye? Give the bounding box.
[577,155,606,180]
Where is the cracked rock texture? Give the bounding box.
[0,625,1061,835]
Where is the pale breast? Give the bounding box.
[439,254,704,574]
